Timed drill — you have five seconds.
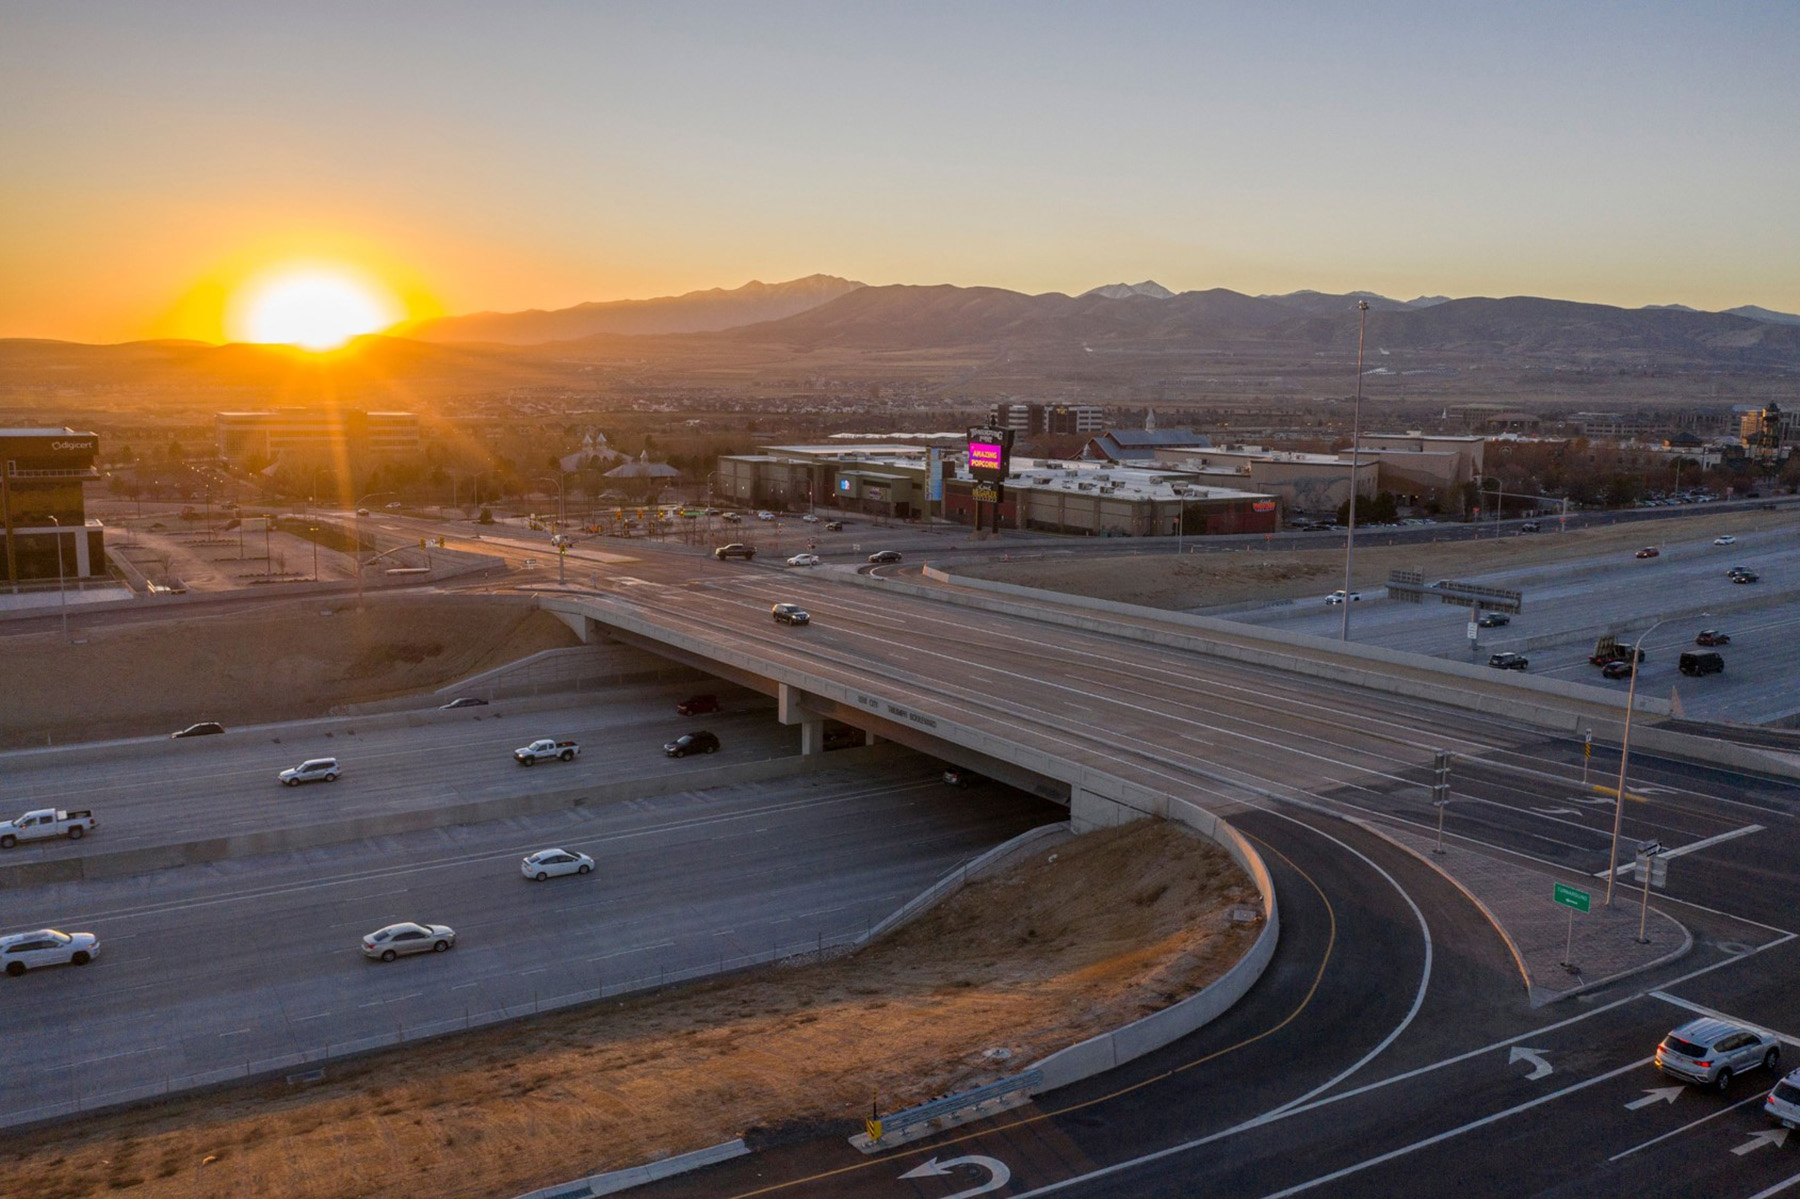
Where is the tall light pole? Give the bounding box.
[48,514,69,643]
[310,525,319,581]
[1603,615,1685,905]
[352,491,398,609]
[1340,299,1370,641]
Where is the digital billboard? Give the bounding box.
[967,426,1012,484]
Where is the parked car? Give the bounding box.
[1602,659,1635,679]
[1656,1018,1779,1090]
[714,543,756,561]
[1714,535,1737,546]
[1325,590,1361,605]
[1729,567,1760,583]
[521,848,595,881]
[440,696,489,709]
[361,922,456,962]
[786,553,820,567]
[1487,653,1529,671]
[171,722,226,739]
[1695,630,1731,647]
[2,929,99,977]
[1635,547,1660,559]
[824,520,844,531]
[676,694,720,716]
[664,730,720,758]
[771,602,811,625]
[1477,613,1510,628]
[278,757,340,786]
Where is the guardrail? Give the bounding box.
[866,1069,1044,1146]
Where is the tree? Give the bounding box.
[478,506,494,525]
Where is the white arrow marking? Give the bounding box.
[1509,1047,1553,1080]
[900,1155,1012,1198]
[1733,1128,1788,1156]
[1624,1087,1683,1110]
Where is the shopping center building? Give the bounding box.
[0,428,104,587]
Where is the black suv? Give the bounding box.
[771,603,810,626]
[1487,653,1528,671]
[1477,612,1510,628]
[714,543,756,561]
[663,730,720,758]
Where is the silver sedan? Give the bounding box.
[361,922,456,962]
[521,848,595,881]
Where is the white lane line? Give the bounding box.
[1593,824,1765,878]
[75,1046,158,1065]
[521,967,548,976]
[1253,1059,1652,1199]
[1749,1171,1800,1198]
[292,1011,334,1023]
[218,1029,252,1038]
[587,940,673,962]
[452,982,479,991]
[1649,991,1800,1047]
[1609,1092,1767,1161]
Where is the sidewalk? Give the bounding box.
[1371,817,1690,1007]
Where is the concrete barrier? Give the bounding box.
[513,1139,751,1199]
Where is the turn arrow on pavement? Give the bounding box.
[900,1155,1012,1198]
[1509,1047,1553,1080]
[1624,1087,1684,1110]
[1734,1129,1789,1156]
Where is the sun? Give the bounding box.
[235,269,398,350]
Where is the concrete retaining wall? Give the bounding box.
[859,822,1073,945]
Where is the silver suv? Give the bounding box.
[1655,1017,1780,1090]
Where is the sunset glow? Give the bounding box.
[233,270,398,350]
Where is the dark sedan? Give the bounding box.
[664,730,720,758]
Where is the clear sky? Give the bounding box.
[2,1,1796,343]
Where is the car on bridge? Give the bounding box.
[440,696,488,709]
[664,730,720,758]
[1602,659,1635,679]
[771,603,811,625]
[1656,1018,1779,1090]
[1635,547,1660,559]
[362,922,456,962]
[1486,653,1529,671]
[867,550,903,564]
[521,849,594,881]
[1729,566,1760,583]
[2,929,99,977]
[1695,630,1731,647]
[1324,590,1361,604]
[171,722,226,739]
[1477,612,1510,628]
[1714,534,1737,546]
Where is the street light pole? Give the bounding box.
[1603,615,1670,906]
[48,515,69,643]
[1340,299,1370,641]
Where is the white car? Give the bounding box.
[361,922,456,961]
[1714,535,1737,545]
[1767,1067,1800,1128]
[801,514,821,523]
[2,929,99,977]
[787,553,820,567]
[521,848,595,881]
[756,510,776,521]
[1325,590,1362,604]
[278,757,340,786]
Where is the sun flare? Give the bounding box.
[235,269,398,350]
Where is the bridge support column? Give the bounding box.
[799,718,824,755]
[1071,787,1140,834]
[549,610,593,643]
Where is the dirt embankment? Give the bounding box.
[2,595,581,749]
[7,820,1259,1199]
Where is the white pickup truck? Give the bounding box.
[0,809,97,849]
[514,739,580,766]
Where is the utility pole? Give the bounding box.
[1340,299,1370,641]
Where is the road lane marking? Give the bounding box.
[587,940,673,962]
[452,982,479,991]
[75,1046,158,1065]
[218,1029,252,1038]
[1747,1169,1800,1197]
[1609,1092,1766,1160]
[1649,991,1800,1046]
[292,1011,334,1022]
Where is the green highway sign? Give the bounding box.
[1554,883,1592,913]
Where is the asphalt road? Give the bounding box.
[0,763,1060,1126]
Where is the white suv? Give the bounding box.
[278,758,340,786]
[2,929,100,977]
[1656,1017,1780,1090]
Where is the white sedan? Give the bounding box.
[1325,590,1362,604]
[521,848,595,881]
[787,553,820,567]
[1714,535,1737,545]
[801,513,821,523]
[362,922,456,961]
